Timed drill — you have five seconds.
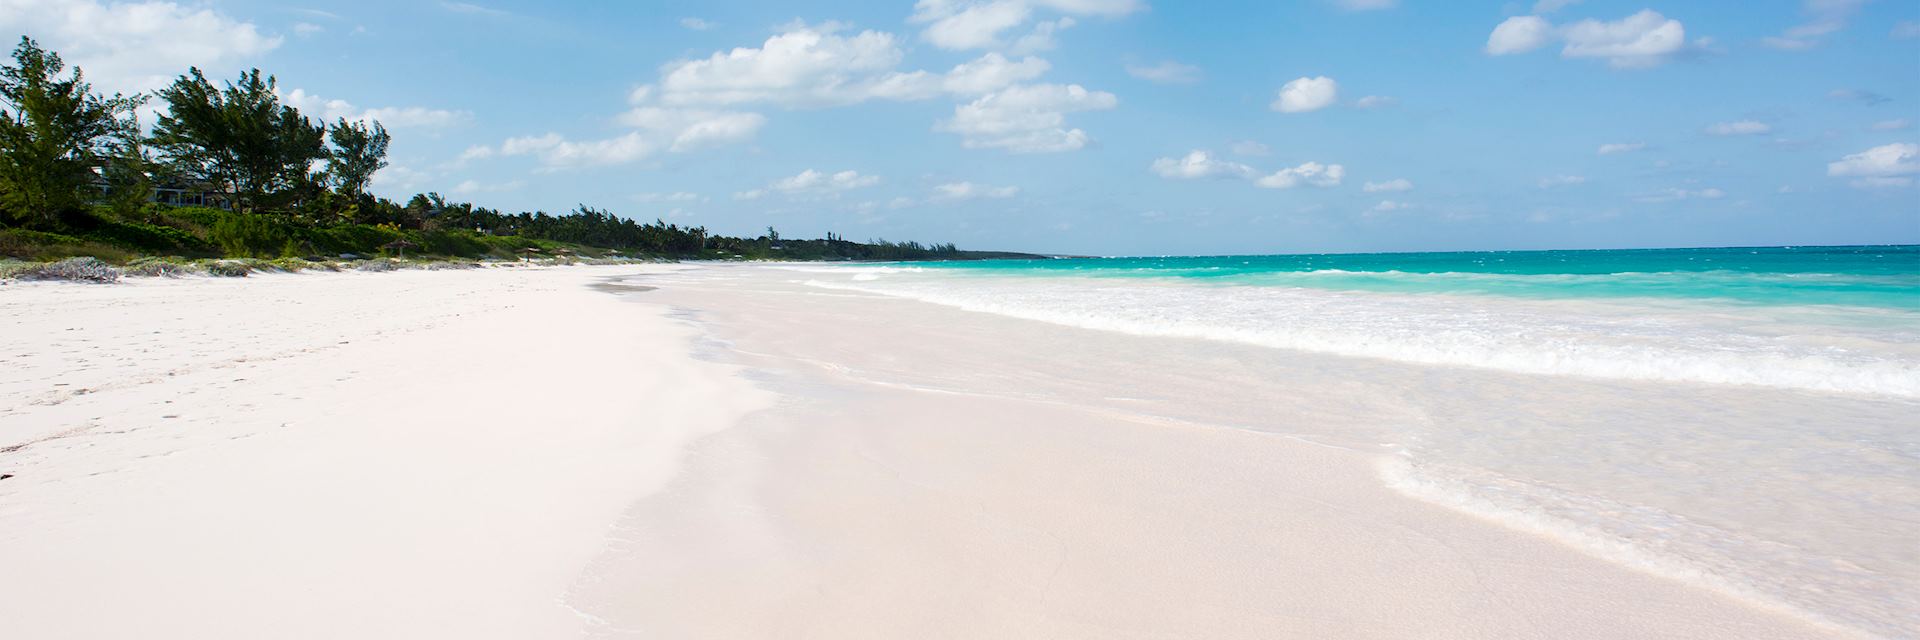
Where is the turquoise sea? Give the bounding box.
[785,244,1920,636]
[916,245,1920,310]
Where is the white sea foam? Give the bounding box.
[802,273,1920,398]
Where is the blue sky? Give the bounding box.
[5,0,1918,255]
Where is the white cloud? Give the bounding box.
[370,164,431,193]
[910,0,1141,51]
[488,132,654,169]
[294,22,325,37]
[940,83,1118,152]
[1230,140,1270,156]
[1896,21,1920,39]
[1256,162,1345,189]
[644,25,1057,108]
[680,17,715,30]
[282,89,473,128]
[733,189,765,200]
[1538,174,1588,188]
[1009,17,1075,54]
[942,53,1052,95]
[1763,0,1866,51]
[1272,76,1339,113]
[1560,10,1687,68]
[1870,119,1912,131]
[615,107,766,151]
[0,0,282,95]
[1363,178,1413,192]
[1333,0,1396,10]
[932,181,1020,200]
[1597,142,1647,155]
[1126,61,1202,84]
[1828,143,1918,188]
[1487,10,1691,68]
[1151,150,1256,180]
[622,22,1114,155]
[1487,16,1554,55]
[1352,95,1398,109]
[1704,120,1772,136]
[1370,200,1411,212]
[451,179,524,194]
[650,24,911,107]
[768,169,882,194]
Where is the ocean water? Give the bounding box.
[787,245,1920,637]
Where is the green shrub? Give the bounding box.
[205,260,251,277]
[25,257,122,283]
[80,220,214,255]
[209,214,295,258]
[0,228,136,263]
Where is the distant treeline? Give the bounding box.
[0,37,1034,263]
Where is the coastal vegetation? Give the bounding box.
[0,37,1031,278]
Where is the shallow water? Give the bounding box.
[782,246,1920,637]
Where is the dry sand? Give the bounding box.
[0,263,1852,638]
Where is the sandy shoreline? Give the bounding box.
[0,264,1857,638]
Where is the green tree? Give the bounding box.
[0,37,142,226]
[150,68,326,214]
[323,118,388,200]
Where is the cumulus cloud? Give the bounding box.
[1125,61,1202,84]
[1151,150,1256,179]
[941,53,1053,95]
[769,169,882,193]
[485,132,655,169]
[1363,178,1413,192]
[1538,174,1588,188]
[910,0,1141,51]
[648,24,913,107]
[1485,9,1694,68]
[1560,10,1688,68]
[1272,76,1339,113]
[1828,143,1918,188]
[0,0,282,94]
[1704,120,1772,136]
[1370,200,1411,213]
[1597,142,1647,155]
[932,181,1020,200]
[1763,0,1867,51]
[1149,151,1346,190]
[283,89,473,128]
[1487,16,1554,55]
[1256,162,1345,189]
[632,23,1106,154]
[940,83,1118,152]
[615,106,767,151]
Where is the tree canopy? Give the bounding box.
[0,37,142,225]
